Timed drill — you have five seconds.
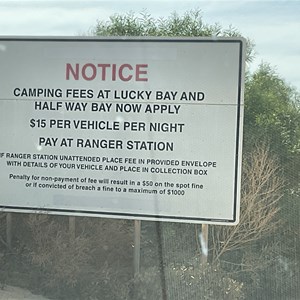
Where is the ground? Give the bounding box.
[0,285,51,300]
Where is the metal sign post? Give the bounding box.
[134,220,141,277]
[6,212,12,249]
[69,216,76,239]
[200,224,209,264]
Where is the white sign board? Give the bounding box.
[0,37,245,224]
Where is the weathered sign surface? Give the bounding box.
[0,37,245,224]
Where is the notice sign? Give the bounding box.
[0,37,245,224]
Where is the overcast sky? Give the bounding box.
[0,0,299,91]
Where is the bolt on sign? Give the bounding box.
[0,37,245,224]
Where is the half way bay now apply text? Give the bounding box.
[34,101,181,114]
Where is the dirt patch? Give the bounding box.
[0,285,52,300]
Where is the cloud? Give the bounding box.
[0,2,113,35]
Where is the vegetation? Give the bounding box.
[210,144,284,263]
[1,9,299,300]
[93,9,255,63]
